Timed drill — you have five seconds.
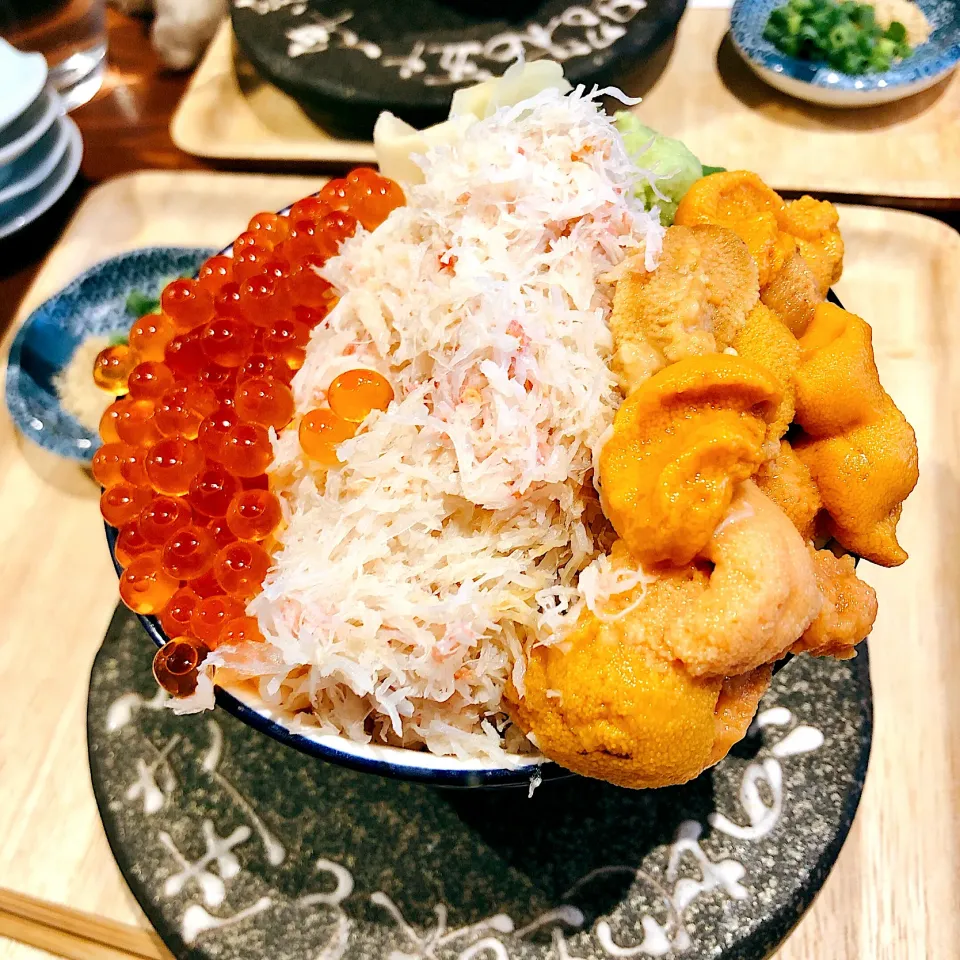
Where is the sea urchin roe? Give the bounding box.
[226,489,282,541]
[328,368,394,422]
[119,555,179,614]
[213,540,270,598]
[298,408,357,465]
[159,586,200,639]
[191,594,245,645]
[138,494,193,544]
[93,344,137,395]
[153,637,210,697]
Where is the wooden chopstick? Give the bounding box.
[0,889,172,960]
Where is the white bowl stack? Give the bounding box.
[0,38,83,241]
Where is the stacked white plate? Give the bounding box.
[0,38,83,241]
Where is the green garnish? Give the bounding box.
[126,289,160,317]
[701,165,728,175]
[762,0,912,75]
[108,333,128,347]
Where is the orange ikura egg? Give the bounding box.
[292,303,327,330]
[234,376,294,430]
[155,383,203,440]
[315,211,358,259]
[287,255,332,308]
[100,483,152,527]
[138,494,193,544]
[99,400,125,443]
[163,333,207,379]
[115,399,162,447]
[213,541,270,598]
[93,344,137,396]
[237,353,292,386]
[161,278,213,331]
[219,422,273,478]
[225,489,281,541]
[261,257,291,282]
[197,406,240,461]
[200,316,254,367]
[328,369,394,422]
[345,168,406,230]
[119,447,149,487]
[298,408,356,465]
[159,586,200,638]
[144,437,204,495]
[189,462,240,517]
[189,568,225,598]
[127,361,175,402]
[119,555,179,615]
[285,219,325,261]
[128,314,175,362]
[161,524,217,579]
[153,637,210,696]
[205,515,237,549]
[234,244,271,283]
[191,594,245,645]
[214,281,244,320]
[114,523,154,567]
[289,195,332,221]
[247,211,291,246]
[318,178,351,211]
[241,473,269,490]
[263,317,308,370]
[197,255,234,296]
[92,442,129,487]
[217,615,265,648]
[240,273,289,328]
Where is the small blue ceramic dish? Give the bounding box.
[5,246,215,461]
[731,0,960,106]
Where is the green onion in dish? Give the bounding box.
[762,0,913,75]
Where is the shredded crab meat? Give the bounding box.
[230,87,664,760]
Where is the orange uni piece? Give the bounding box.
[792,302,918,566]
[598,354,781,567]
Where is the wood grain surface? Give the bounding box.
[0,172,957,960]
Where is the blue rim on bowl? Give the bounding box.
[730,0,960,106]
[5,246,215,461]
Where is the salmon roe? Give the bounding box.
[153,637,209,696]
[298,408,356,465]
[93,344,137,396]
[226,489,282,541]
[97,173,405,689]
[328,368,394,422]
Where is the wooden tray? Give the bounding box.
[1,172,958,960]
[172,14,960,203]
[170,23,375,166]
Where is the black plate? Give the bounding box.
[229,0,688,137]
[89,604,872,960]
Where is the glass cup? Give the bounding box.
[0,0,107,110]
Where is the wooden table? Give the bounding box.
[0,10,958,960]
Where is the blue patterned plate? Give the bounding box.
[731,0,960,106]
[5,246,215,461]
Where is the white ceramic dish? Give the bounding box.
[0,38,48,130]
[0,114,71,206]
[0,116,82,240]
[0,86,63,167]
